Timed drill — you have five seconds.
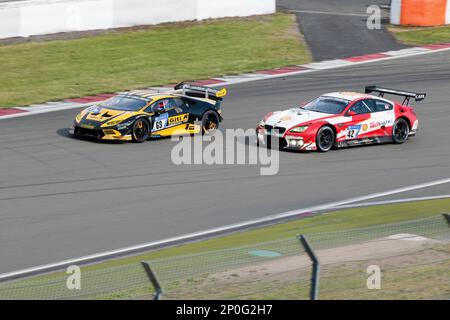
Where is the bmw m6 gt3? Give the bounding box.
[257,86,424,152]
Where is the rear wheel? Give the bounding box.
[131,118,150,143]
[316,126,335,152]
[202,111,219,135]
[392,118,410,144]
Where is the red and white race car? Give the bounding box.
[257,86,425,152]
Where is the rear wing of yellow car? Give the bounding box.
[174,82,227,101]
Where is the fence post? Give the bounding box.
[141,261,164,300]
[298,235,320,300]
[443,213,450,227]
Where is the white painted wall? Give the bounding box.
[390,0,402,25]
[446,0,450,24]
[391,0,450,25]
[196,0,276,20]
[0,0,276,39]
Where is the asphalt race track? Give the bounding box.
[278,0,406,60]
[1,52,450,274]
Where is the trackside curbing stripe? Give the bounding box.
[0,108,26,116]
[345,53,389,62]
[2,43,450,121]
[0,177,449,282]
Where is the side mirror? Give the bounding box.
[347,111,356,117]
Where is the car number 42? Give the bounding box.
[346,125,361,139]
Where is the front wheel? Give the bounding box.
[202,111,219,135]
[392,118,410,144]
[131,118,150,143]
[316,126,335,152]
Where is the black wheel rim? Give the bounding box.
[319,129,333,150]
[203,114,217,133]
[134,120,149,141]
[394,121,408,141]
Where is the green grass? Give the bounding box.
[0,13,310,108]
[169,249,450,300]
[202,252,450,300]
[389,25,450,45]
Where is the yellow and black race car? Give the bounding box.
[70,83,226,142]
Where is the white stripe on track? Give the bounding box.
[333,194,450,209]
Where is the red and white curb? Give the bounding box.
[1,43,450,121]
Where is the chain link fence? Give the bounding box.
[306,215,450,299]
[149,237,309,300]
[0,263,152,300]
[0,215,449,300]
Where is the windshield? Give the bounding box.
[99,96,150,111]
[302,96,350,114]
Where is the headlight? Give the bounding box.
[259,120,265,127]
[289,126,308,133]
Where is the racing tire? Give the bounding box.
[202,110,219,135]
[131,118,150,143]
[316,126,335,152]
[392,118,410,144]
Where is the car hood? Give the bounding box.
[77,106,138,127]
[265,108,331,129]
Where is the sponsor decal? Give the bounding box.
[186,124,196,131]
[169,113,189,125]
[362,124,369,131]
[87,106,101,114]
[153,113,169,131]
[370,119,393,129]
[346,125,362,139]
[279,116,292,122]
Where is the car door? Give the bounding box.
[145,98,180,134]
[342,99,374,141]
[368,99,395,137]
[166,98,191,129]
[146,98,192,135]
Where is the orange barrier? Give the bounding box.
[391,0,450,26]
[400,0,448,26]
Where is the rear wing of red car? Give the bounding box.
[174,82,227,101]
[365,86,426,106]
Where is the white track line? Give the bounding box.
[333,194,450,209]
[1,177,449,282]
